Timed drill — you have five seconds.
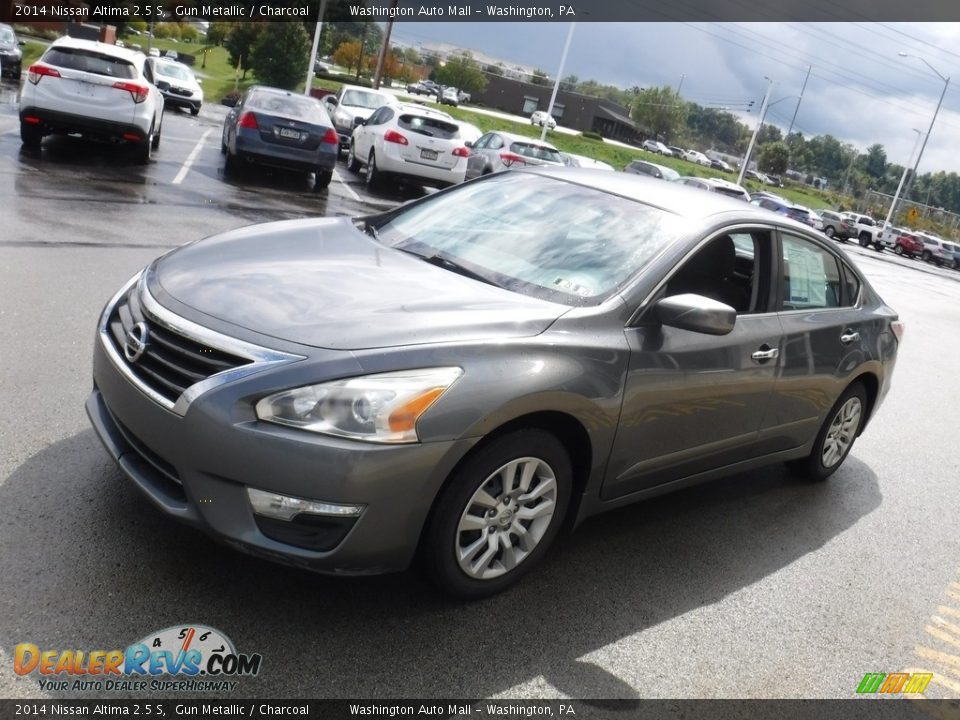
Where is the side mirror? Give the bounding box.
[196,78,203,84]
[464,141,473,148]
[353,116,365,127]
[655,293,736,335]
[325,96,338,107]
[19,40,26,46]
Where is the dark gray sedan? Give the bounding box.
[86,168,901,598]
[221,86,338,189]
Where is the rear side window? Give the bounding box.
[781,234,842,310]
[398,114,459,139]
[42,46,135,79]
[840,261,861,306]
[509,142,562,163]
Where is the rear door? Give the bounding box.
[761,230,869,451]
[38,45,139,124]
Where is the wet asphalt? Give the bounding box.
[1,76,960,701]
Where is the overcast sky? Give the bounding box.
[390,22,960,175]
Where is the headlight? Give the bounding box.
[335,110,351,127]
[255,368,462,444]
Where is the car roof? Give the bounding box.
[390,101,454,120]
[491,131,559,149]
[524,166,815,226]
[49,36,144,63]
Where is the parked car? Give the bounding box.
[164,50,178,61]
[148,47,160,58]
[406,80,439,96]
[561,153,614,170]
[642,139,673,156]
[887,229,925,258]
[439,86,459,107]
[745,170,769,183]
[679,176,750,201]
[322,85,391,152]
[750,195,813,224]
[668,145,685,157]
[348,101,470,189]
[19,36,165,163]
[816,210,857,241]
[529,110,557,129]
[766,175,784,188]
[87,167,901,598]
[456,121,483,145]
[915,233,956,267]
[221,85,338,189]
[942,240,960,269]
[147,58,203,115]
[710,158,733,172]
[0,23,25,80]
[792,204,823,231]
[842,212,882,249]
[457,89,471,104]
[682,149,712,166]
[463,131,564,178]
[624,159,680,181]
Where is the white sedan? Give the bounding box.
[682,149,712,166]
[530,110,557,129]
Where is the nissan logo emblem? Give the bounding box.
[124,322,149,363]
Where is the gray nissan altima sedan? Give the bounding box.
[87,168,901,598]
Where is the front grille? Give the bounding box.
[106,286,251,405]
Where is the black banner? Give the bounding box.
[1,700,959,719]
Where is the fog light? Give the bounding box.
[247,487,363,521]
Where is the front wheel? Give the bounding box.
[921,250,932,262]
[421,429,572,599]
[190,105,200,116]
[858,232,871,247]
[823,225,835,238]
[792,383,867,482]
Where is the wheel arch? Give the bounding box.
[849,371,879,434]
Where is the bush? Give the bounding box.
[581,130,603,141]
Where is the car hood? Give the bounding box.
[151,218,567,350]
[340,105,377,121]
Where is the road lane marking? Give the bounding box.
[332,167,361,202]
[172,128,212,185]
[926,625,960,650]
[938,605,960,619]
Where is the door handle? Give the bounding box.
[751,347,779,361]
[840,331,860,344]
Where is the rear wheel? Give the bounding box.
[151,119,161,150]
[858,232,871,247]
[421,429,572,599]
[921,250,932,262]
[346,143,361,173]
[314,169,332,190]
[20,121,43,148]
[894,244,904,255]
[135,124,153,164]
[792,382,867,482]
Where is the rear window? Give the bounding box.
[42,46,135,79]
[397,114,459,139]
[713,186,746,200]
[247,92,325,124]
[509,142,562,163]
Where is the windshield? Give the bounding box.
[370,173,688,305]
[0,26,14,44]
[156,62,192,81]
[341,89,388,109]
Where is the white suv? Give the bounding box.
[347,102,471,189]
[19,37,164,163]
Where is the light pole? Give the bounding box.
[735,90,800,185]
[893,52,950,220]
[303,0,329,97]
[677,74,686,95]
[737,77,772,186]
[883,128,923,229]
[540,22,576,142]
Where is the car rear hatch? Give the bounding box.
[504,140,564,168]
[393,113,464,169]
[33,46,140,125]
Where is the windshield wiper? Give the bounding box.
[360,219,380,241]
[419,253,504,289]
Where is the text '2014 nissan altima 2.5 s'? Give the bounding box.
[87,168,902,599]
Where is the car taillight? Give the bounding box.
[238,112,258,129]
[322,128,338,144]
[499,152,526,167]
[891,320,905,343]
[27,64,60,85]
[452,147,470,157]
[112,81,149,104]
[384,129,408,145]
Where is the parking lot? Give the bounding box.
[2,78,960,701]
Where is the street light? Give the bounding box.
[540,22,576,142]
[892,52,950,220]
[883,128,924,230]
[736,77,772,186]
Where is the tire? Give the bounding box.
[873,242,883,252]
[135,124,153,164]
[921,250,932,262]
[20,121,43,148]
[151,119,161,150]
[224,148,238,174]
[858,232,871,247]
[421,429,572,599]
[190,105,200,116]
[792,382,867,482]
[314,169,332,190]
[346,143,361,173]
[823,225,835,238]
[894,244,904,255]
[365,150,382,190]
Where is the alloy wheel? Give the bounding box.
[821,397,862,468]
[455,457,557,580]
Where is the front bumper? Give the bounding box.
[87,302,476,575]
[160,90,201,111]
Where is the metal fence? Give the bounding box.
[862,189,960,233]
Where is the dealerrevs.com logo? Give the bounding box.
[14,624,263,693]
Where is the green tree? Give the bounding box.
[485,64,503,76]
[863,143,887,179]
[251,22,310,90]
[755,123,782,146]
[433,53,488,95]
[758,142,790,175]
[180,23,200,43]
[225,23,262,80]
[630,85,687,142]
[530,68,548,86]
[207,22,231,46]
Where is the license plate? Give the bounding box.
[278,128,301,140]
[420,148,439,161]
[77,82,96,97]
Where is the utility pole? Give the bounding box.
[303,0,328,97]
[883,129,922,229]
[787,64,810,137]
[372,0,399,90]
[737,76,773,186]
[540,22,576,142]
[840,152,857,198]
[677,74,686,95]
